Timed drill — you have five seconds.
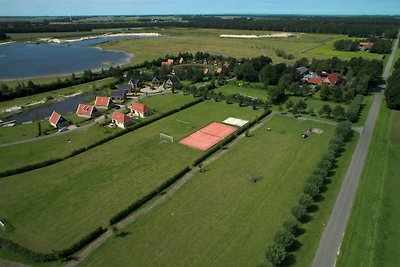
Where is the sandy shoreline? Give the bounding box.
[42,32,162,44]
[220,32,298,39]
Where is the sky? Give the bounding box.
[0,0,399,16]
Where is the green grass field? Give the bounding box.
[0,94,195,172]
[80,115,336,267]
[337,107,400,267]
[100,28,346,65]
[304,38,383,61]
[0,100,261,253]
[0,121,53,144]
[216,82,269,100]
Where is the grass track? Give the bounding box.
[337,107,400,267]
[81,115,336,267]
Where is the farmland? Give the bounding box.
[81,115,336,266]
[100,28,357,65]
[337,107,400,267]
[0,100,261,252]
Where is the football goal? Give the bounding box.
[160,133,174,143]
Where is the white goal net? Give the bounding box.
[160,133,174,143]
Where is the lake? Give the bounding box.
[0,35,161,80]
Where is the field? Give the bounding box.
[80,115,335,266]
[138,93,196,114]
[304,38,383,61]
[100,28,352,65]
[337,107,400,267]
[0,121,53,144]
[0,100,261,253]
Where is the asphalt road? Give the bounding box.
[312,35,399,267]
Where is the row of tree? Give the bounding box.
[266,121,353,266]
[334,38,393,54]
[385,57,400,110]
[2,16,398,38]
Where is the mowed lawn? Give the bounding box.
[81,115,335,267]
[215,83,269,100]
[100,28,344,65]
[0,94,194,172]
[0,121,53,144]
[0,100,261,253]
[337,107,400,267]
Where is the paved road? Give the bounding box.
[312,34,399,267]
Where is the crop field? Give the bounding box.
[337,107,400,267]
[80,115,336,267]
[0,100,261,253]
[100,28,348,65]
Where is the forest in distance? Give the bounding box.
[0,15,399,38]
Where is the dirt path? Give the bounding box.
[64,113,274,267]
[0,259,29,267]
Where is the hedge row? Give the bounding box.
[347,94,364,122]
[266,121,353,266]
[193,109,271,167]
[0,227,106,262]
[0,98,203,178]
[109,166,191,225]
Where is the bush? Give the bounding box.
[291,205,307,221]
[266,244,287,266]
[283,218,300,236]
[274,229,295,250]
[298,194,314,209]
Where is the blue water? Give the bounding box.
[0,42,131,80]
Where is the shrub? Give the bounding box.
[283,218,300,236]
[298,194,314,209]
[266,244,287,266]
[274,229,295,250]
[303,182,320,198]
[291,205,307,221]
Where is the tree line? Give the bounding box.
[334,38,393,54]
[266,121,354,266]
[385,56,400,110]
[1,16,398,38]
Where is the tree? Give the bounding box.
[335,121,353,141]
[309,107,316,116]
[298,194,314,209]
[285,100,294,110]
[332,105,346,121]
[295,99,307,113]
[303,182,320,198]
[319,84,332,101]
[274,229,295,250]
[268,85,285,104]
[319,104,332,118]
[266,244,287,266]
[283,218,300,236]
[291,205,307,221]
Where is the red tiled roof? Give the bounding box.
[95,96,111,107]
[76,104,95,116]
[131,103,150,113]
[112,111,131,124]
[215,67,222,74]
[49,111,61,125]
[324,73,339,85]
[307,77,323,85]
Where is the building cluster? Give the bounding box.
[297,67,342,86]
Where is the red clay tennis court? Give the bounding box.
[179,122,237,151]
